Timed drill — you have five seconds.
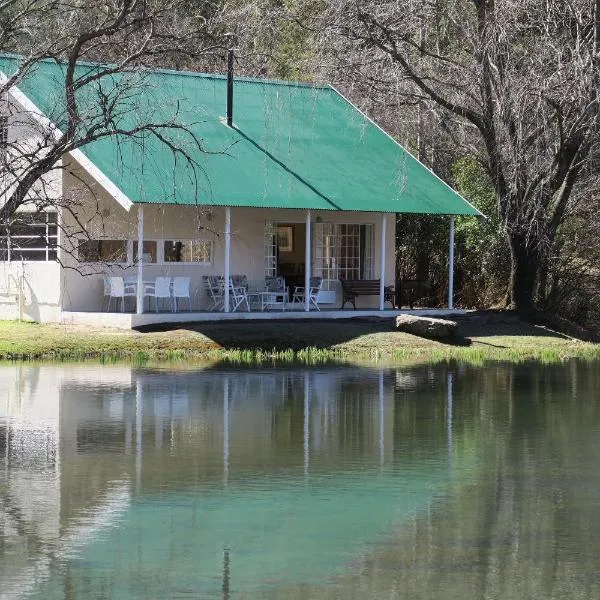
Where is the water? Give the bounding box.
[0,361,599,599]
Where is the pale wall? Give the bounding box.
[0,92,63,322]
[60,164,397,313]
[0,261,61,321]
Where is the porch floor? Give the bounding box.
[60,308,467,329]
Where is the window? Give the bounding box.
[164,240,212,263]
[314,223,374,281]
[132,240,157,264]
[0,212,58,262]
[78,239,127,263]
[0,115,7,163]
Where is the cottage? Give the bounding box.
[0,54,481,327]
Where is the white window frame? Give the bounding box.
[162,238,214,265]
[77,238,129,265]
[0,211,58,263]
[78,237,213,266]
[314,222,375,281]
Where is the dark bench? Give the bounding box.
[397,279,431,309]
[340,279,395,309]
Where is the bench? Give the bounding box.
[397,279,431,309]
[340,279,395,309]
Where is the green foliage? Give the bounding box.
[269,0,319,80]
[452,157,510,308]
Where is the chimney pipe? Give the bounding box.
[226,48,234,127]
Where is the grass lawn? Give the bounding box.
[0,313,598,364]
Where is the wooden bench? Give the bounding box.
[340,279,395,309]
[397,279,431,309]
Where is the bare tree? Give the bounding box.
[0,0,224,259]
[315,0,600,316]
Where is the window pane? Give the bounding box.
[1,212,58,262]
[79,240,127,262]
[10,236,47,249]
[164,240,211,263]
[133,241,157,264]
[12,249,47,261]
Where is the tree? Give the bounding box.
[318,0,600,316]
[0,0,223,257]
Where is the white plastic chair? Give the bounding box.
[172,277,191,312]
[292,277,322,311]
[107,276,136,312]
[147,276,173,312]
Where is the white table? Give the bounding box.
[247,290,287,311]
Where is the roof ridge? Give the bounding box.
[0,52,330,90]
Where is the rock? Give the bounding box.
[395,315,457,339]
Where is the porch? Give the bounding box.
[60,203,456,320]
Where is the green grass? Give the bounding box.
[0,317,598,366]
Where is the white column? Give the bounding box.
[379,213,387,311]
[136,205,144,314]
[224,207,231,313]
[448,216,455,310]
[304,209,312,312]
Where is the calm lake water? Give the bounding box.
[1,361,599,599]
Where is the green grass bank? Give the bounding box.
[0,313,599,365]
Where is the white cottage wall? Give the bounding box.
[0,95,63,321]
[59,166,397,313]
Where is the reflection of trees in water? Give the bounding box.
[278,361,600,600]
[4,362,599,599]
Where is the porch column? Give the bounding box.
[379,213,387,311]
[136,205,144,315]
[304,209,311,312]
[448,216,455,310]
[224,207,231,313]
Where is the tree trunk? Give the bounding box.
[508,233,540,317]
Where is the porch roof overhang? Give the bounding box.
[0,55,482,217]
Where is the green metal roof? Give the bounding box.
[0,55,481,215]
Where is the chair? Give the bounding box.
[102,276,111,311]
[292,276,322,311]
[172,277,191,312]
[107,276,136,312]
[229,278,250,312]
[205,275,225,311]
[231,274,248,290]
[146,276,173,312]
[265,276,287,294]
[264,276,288,310]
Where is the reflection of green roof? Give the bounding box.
[31,467,452,598]
[0,55,481,215]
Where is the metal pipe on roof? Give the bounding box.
[227,49,234,127]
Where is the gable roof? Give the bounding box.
[0,55,481,215]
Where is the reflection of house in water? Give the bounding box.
[0,365,455,597]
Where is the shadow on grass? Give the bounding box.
[135,317,475,351]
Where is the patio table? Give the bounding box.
[247,290,287,311]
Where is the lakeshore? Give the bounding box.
[0,313,598,363]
